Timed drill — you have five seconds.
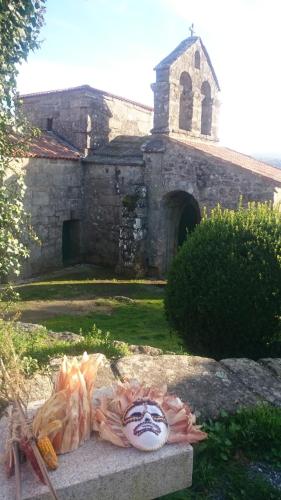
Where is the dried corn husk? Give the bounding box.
[33,352,104,454]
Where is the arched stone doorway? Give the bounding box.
[163,191,200,272]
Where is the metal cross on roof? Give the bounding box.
[189,23,195,37]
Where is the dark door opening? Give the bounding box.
[163,191,201,272]
[177,202,198,247]
[62,220,81,265]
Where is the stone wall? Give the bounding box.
[22,87,153,155]
[83,160,147,273]
[20,157,83,277]
[17,139,281,279]
[143,137,281,274]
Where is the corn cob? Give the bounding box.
[37,437,58,470]
[20,437,46,483]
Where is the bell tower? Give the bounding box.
[151,35,220,142]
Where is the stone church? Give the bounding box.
[20,36,281,277]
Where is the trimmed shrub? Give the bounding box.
[164,202,281,359]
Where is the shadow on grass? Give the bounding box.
[16,281,166,302]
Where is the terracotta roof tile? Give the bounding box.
[25,131,81,160]
[171,137,281,183]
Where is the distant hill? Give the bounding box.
[252,154,281,169]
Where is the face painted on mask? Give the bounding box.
[122,399,169,451]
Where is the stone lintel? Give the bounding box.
[150,128,170,135]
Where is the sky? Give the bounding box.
[16,0,281,155]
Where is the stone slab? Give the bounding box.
[221,358,281,406]
[258,358,281,378]
[0,401,193,500]
[115,355,259,420]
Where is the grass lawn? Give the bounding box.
[41,300,183,353]
[1,266,184,356]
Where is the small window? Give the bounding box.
[47,118,53,131]
[195,51,200,69]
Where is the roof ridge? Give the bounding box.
[20,85,154,112]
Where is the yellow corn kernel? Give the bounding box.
[37,436,58,470]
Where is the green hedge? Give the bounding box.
[165,202,281,359]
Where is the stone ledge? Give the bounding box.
[0,401,193,500]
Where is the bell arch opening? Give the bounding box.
[179,72,193,131]
[201,81,212,135]
[163,191,201,272]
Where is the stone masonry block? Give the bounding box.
[32,191,50,206]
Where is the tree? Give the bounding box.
[0,1,45,283]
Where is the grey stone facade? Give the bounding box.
[21,157,83,277]
[22,85,153,155]
[142,137,281,273]
[19,36,281,278]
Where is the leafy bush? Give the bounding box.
[165,202,281,359]
[201,404,281,467]
[160,404,281,500]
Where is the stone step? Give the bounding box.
[0,401,193,500]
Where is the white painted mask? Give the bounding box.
[122,399,169,451]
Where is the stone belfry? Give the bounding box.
[151,33,220,142]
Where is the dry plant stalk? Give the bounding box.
[0,327,29,406]
[15,399,59,500]
[1,357,58,500]
[6,406,22,500]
